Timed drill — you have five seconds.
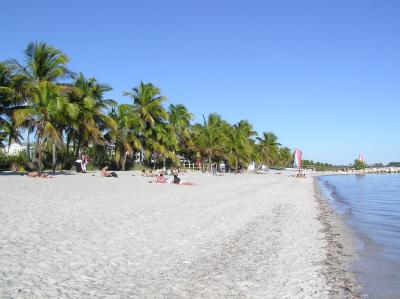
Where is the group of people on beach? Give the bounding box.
[142,168,194,185]
[211,161,226,176]
[75,155,90,173]
[26,153,303,182]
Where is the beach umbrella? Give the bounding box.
[293,148,302,169]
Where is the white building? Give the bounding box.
[2,143,28,155]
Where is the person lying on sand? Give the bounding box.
[101,166,118,178]
[173,174,195,186]
[26,171,53,178]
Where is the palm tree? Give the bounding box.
[124,82,168,163]
[277,147,293,167]
[192,113,228,167]
[0,62,30,152]
[3,120,23,154]
[227,120,257,171]
[168,104,193,155]
[66,73,116,156]
[0,63,16,147]
[9,42,72,169]
[124,82,168,128]
[11,41,71,83]
[149,122,178,169]
[257,131,281,167]
[107,105,142,170]
[13,81,77,169]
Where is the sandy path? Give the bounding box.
[0,171,330,298]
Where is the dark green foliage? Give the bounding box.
[388,162,400,167]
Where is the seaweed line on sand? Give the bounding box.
[313,178,362,299]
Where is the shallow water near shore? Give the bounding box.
[317,174,400,299]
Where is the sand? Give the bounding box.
[0,171,358,298]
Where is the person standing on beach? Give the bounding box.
[81,155,89,173]
[211,162,217,176]
[219,161,226,174]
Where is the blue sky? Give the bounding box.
[2,0,400,164]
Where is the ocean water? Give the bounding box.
[317,174,400,299]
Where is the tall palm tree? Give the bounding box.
[168,104,193,154]
[192,113,228,166]
[0,62,30,151]
[124,82,168,163]
[66,73,116,156]
[225,120,257,171]
[0,63,16,147]
[257,131,281,167]
[13,81,77,169]
[11,41,71,83]
[107,105,142,170]
[277,147,293,167]
[10,42,72,169]
[149,122,178,168]
[124,82,168,128]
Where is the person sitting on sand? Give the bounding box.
[141,170,146,176]
[26,171,52,178]
[155,173,167,183]
[173,174,195,185]
[101,166,117,177]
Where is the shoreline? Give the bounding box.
[313,176,362,298]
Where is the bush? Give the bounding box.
[0,151,28,171]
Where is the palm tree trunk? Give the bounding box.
[235,159,239,174]
[121,152,127,171]
[34,133,41,170]
[52,143,56,173]
[7,136,11,155]
[153,154,157,170]
[66,134,70,154]
[75,139,81,158]
[27,129,31,162]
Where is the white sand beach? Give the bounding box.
[0,171,358,298]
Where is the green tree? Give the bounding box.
[107,105,142,170]
[354,159,366,170]
[66,73,116,156]
[277,147,292,168]
[257,132,281,167]
[168,103,193,155]
[226,120,256,171]
[10,42,72,169]
[13,81,77,169]
[124,82,168,163]
[192,113,228,166]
